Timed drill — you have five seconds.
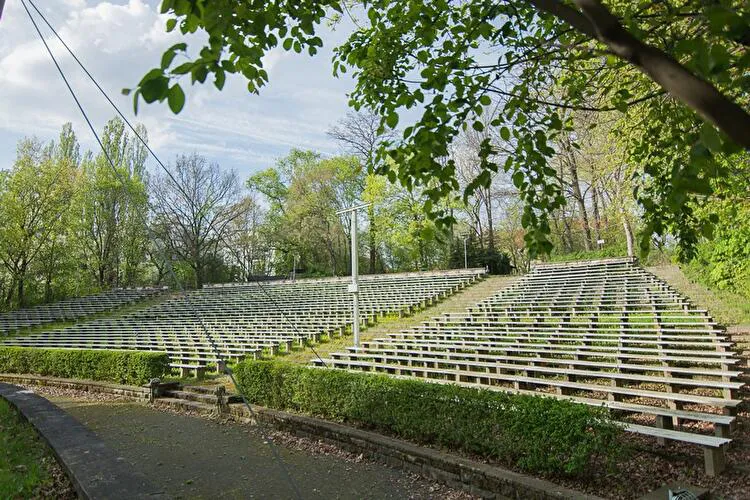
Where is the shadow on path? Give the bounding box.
[51,398,463,499]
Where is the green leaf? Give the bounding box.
[500,127,510,141]
[166,18,177,32]
[214,70,226,90]
[512,170,524,188]
[167,84,186,113]
[161,50,177,70]
[699,123,722,153]
[386,112,399,129]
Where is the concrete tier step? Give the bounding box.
[170,385,244,404]
[163,389,218,404]
[154,397,217,415]
[181,385,222,395]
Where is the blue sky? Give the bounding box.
[0,0,357,180]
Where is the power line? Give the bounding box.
[25,0,329,369]
[21,2,307,497]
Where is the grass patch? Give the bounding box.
[0,398,68,498]
[648,264,750,326]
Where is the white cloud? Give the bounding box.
[0,0,356,178]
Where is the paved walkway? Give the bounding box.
[50,397,466,499]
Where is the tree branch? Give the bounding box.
[526,0,750,149]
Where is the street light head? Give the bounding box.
[336,202,372,215]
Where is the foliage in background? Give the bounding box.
[133,0,750,260]
[234,360,624,476]
[0,347,169,385]
[448,234,512,274]
[683,164,750,301]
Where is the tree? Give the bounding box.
[0,137,75,306]
[222,195,268,281]
[151,153,245,288]
[248,150,363,276]
[75,118,149,287]
[328,111,396,273]
[130,0,750,258]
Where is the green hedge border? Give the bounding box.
[0,347,169,386]
[234,360,624,476]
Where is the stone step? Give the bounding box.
[154,397,217,415]
[181,385,221,395]
[164,389,218,404]
[168,385,243,404]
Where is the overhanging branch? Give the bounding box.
[525,0,750,149]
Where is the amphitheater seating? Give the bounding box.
[1,269,486,377]
[314,258,744,476]
[0,288,168,335]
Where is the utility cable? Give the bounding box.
[21,2,305,497]
[25,0,329,368]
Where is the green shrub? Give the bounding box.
[0,347,169,385]
[234,360,624,476]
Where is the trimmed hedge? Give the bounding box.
[0,347,169,386]
[234,361,624,476]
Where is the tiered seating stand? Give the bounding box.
[315,258,744,476]
[2,269,486,378]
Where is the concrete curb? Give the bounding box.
[0,383,167,499]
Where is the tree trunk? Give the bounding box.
[195,261,204,289]
[17,272,25,307]
[591,185,602,242]
[622,212,635,257]
[598,187,608,225]
[562,214,575,252]
[568,157,592,251]
[368,205,376,273]
[485,187,495,252]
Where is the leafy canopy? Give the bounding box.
[128,0,750,257]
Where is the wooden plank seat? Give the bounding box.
[388,335,734,353]
[624,424,730,476]
[409,325,729,342]
[342,346,743,380]
[357,339,739,367]
[321,358,742,408]
[360,338,738,364]
[327,350,744,398]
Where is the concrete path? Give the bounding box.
[50,397,468,499]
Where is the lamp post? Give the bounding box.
[463,235,469,269]
[336,203,371,347]
[292,254,299,282]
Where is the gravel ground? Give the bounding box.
[22,383,750,499]
[28,385,474,500]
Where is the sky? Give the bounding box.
[0,0,357,179]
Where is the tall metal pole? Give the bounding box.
[463,236,468,269]
[337,203,370,348]
[350,213,360,347]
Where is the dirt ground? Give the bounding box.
[45,391,473,500]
